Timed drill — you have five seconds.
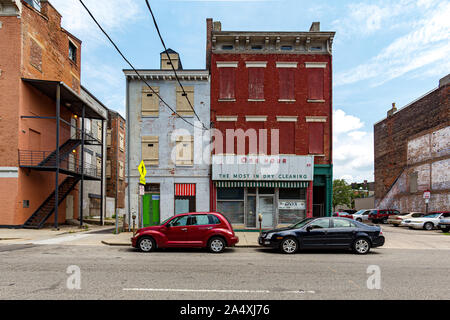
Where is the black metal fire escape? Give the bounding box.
[19,79,106,229]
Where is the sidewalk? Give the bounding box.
[101,231,260,247]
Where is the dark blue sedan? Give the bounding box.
[258,217,385,254]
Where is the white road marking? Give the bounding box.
[24,234,92,245]
[123,288,315,294]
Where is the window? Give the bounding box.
[85,119,92,135]
[279,122,295,154]
[142,136,159,166]
[175,184,196,214]
[96,122,102,141]
[169,215,189,227]
[281,45,293,50]
[248,68,264,100]
[278,68,295,101]
[208,215,221,225]
[106,160,111,178]
[308,122,324,154]
[175,135,194,166]
[118,161,124,180]
[69,41,77,63]
[190,215,209,226]
[119,133,125,152]
[216,188,244,224]
[219,68,236,100]
[251,45,263,50]
[141,86,159,116]
[333,219,356,228]
[176,86,194,116]
[222,45,234,50]
[96,157,102,177]
[308,68,324,100]
[308,218,330,229]
[106,129,112,147]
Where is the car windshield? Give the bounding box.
[370,210,378,214]
[399,213,409,216]
[354,210,365,215]
[290,218,315,229]
[161,217,173,225]
[423,213,440,218]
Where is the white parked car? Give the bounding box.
[352,209,372,222]
[401,212,450,230]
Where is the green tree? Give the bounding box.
[332,179,354,211]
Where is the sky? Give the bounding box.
[49,0,450,183]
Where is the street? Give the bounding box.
[1,228,449,300]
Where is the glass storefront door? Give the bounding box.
[258,196,274,228]
[245,195,256,228]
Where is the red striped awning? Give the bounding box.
[175,184,196,196]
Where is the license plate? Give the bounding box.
[264,241,271,245]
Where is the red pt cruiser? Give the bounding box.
[131,212,239,253]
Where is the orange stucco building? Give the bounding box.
[0,0,106,228]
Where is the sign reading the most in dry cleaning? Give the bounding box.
[212,155,314,181]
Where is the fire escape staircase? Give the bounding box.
[38,138,82,168]
[22,176,81,229]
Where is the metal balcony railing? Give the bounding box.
[18,150,101,179]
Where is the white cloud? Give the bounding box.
[335,1,450,87]
[50,0,141,45]
[333,109,374,183]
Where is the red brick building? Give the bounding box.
[207,20,334,229]
[106,110,126,215]
[0,0,106,228]
[374,75,449,212]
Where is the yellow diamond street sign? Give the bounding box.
[138,160,147,185]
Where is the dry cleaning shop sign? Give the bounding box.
[212,155,314,181]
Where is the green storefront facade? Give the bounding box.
[313,164,333,217]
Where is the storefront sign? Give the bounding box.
[212,155,314,181]
[278,201,306,210]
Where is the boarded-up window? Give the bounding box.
[279,122,295,154]
[409,172,418,193]
[308,69,324,100]
[119,161,124,180]
[119,133,125,152]
[106,129,111,147]
[278,69,295,100]
[176,86,194,116]
[308,122,324,154]
[142,136,159,166]
[142,86,159,116]
[219,68,236,100]
[106,160,111,178]
[248,68,264,100]
[176,135,194,166]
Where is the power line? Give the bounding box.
[144,0,208,130]
[78,0,206,131]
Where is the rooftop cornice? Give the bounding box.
[123,69,209,81]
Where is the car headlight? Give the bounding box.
[265,233,273,239]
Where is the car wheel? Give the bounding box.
[356,218,362,222]
[138,236,155,252]
[208,237,226,253]
[393,224,398,227]
[280,237,299,254]
[442,227,450,233]
[382,217,388,224]
[424,222,434,231]
[353,238,371,254]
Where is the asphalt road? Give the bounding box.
[0,243,449,300]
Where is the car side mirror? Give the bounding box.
[306,226,312,232]
[165,223,171,228]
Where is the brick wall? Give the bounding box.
[374,81,449,204]
[106,111,126,209]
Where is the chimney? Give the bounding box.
[213,21,222,32]
[206,18,213,71]
[439,74,450,88]
[387,102,397,117]
[161,49,181,70]
[309,22,320,32]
